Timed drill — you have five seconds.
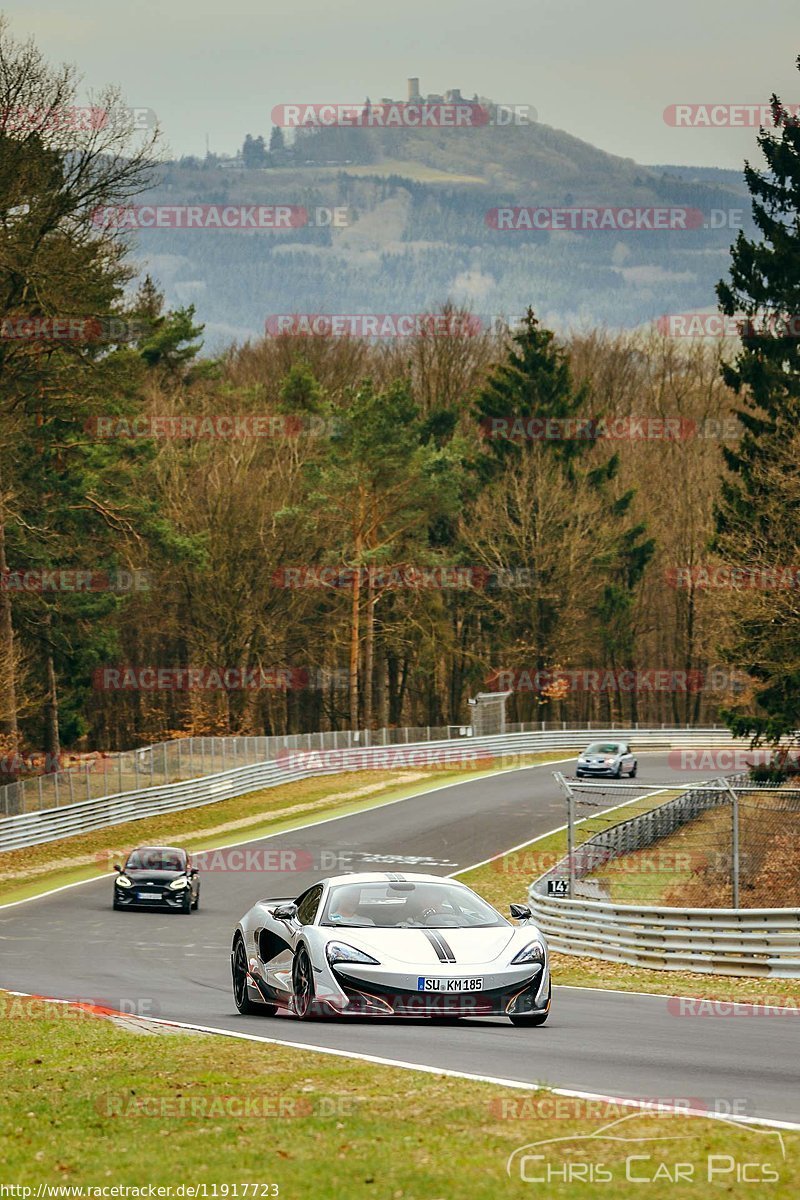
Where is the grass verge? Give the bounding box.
[1,994,797,1195]
[0,753,569,907]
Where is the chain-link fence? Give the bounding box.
[552,773,800,909]
[0,721,721,818]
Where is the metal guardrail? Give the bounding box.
[0,720,728,817]
[0,726,734,852]
[528,773,800,977]
[526,894,800,977]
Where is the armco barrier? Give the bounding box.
[526,892,800,977]
[0,727,734,852]
[528,773,800,977]
[0,720,729,818]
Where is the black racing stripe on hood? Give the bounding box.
[423,929,456,963]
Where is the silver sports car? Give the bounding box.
[575,740,637,779]
[231,872,551,1025]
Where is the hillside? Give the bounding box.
[133,119,754,350]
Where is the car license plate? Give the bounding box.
[138,893,161,900]
[417,977,483,992]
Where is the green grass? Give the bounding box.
[2,994,797,1196]
[457,788,679,913]
[457,793,800,1006]
[0,753,570,907]
[582,803,725,906]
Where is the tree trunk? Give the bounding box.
[44,632,60,766]
[387,651,401,725]
[363,571,376,730]
[349,543,362,729]
[374,647,387,730]
[0,520,19,765]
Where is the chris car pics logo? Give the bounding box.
[506,1112,785,1185]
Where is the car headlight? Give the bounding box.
[326,941,380,966]
[115,875,133,888]
[168,877,190,890]
[511,939,546,965]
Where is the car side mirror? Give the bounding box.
[114,863,123,873]
[272,903,297,922]
[190,868,198,877]
[510,903,532,921]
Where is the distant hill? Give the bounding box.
[130,118,755,351]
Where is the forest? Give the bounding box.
[1,20,799,762]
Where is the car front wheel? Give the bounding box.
[509,981,551,1027]
[292,947,320,1020]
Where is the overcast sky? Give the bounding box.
[5,0,798,168]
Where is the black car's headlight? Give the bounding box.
[168,877,190,890]
[115,876,133,888]
[326,942,380,967]
[511,939,546,965]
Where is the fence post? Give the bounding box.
[720,777,740,908]
[566,778,576,898]
[163,742,168,784]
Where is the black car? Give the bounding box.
[113,845,200,913]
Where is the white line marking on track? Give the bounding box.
[0,756,578,911]
[5,989,800,1132]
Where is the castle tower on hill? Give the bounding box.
[407,79,466,105]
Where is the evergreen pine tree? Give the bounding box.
[714,60,800,744]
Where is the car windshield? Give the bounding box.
[320,881,508,929]
[584,743,621,755]
[126,848,186,871]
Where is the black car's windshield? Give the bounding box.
[126,848,186,871]
[584,743,621,755]
[321,881,508,929]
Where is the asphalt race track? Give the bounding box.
[1,753,796,1125]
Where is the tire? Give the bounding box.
[613,764,622,779]
[292,946,319,1020]
[232,935,275,1015]
[630,762,638,778]
[575,772,583,779]
[182,892,192,914]
[192,886,200,911]
[509,980,551,1027]
[112,897,121,911]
